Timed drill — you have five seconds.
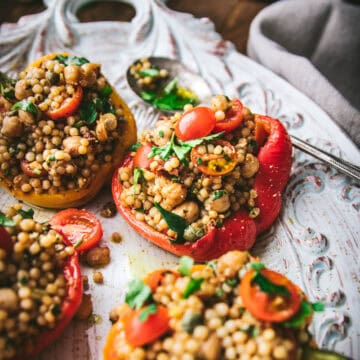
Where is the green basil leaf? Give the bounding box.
[55,55,89,66]
[140,91,157,101]
[137,69,160,77]
[54,54,68,64]
[154,202,188,242]
[207,261,217,272]
[79,100,97,124]
[178,256,194,276]
[172,142,191,166]
[250,262,265,271]
[182,278,203,299]
[12,100,37,115]
[0,212,16,227]
[284,300,313,328]
[4,89,15,100]
[139,303,157,322]
[125,279,152,310]
[17,208,34,219]
[213,190,226,200]
[163,78,178,94]
[182,132,225,148]
[252,271,290,297]
[99,85,113,98]
[127,142,142,152]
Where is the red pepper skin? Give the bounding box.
[112,114,292,261]
[14,240,83,359]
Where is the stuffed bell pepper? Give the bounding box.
[104,251,347,359]
[0,53,136,208]
[0,204,82,359]
[112,96,292,261]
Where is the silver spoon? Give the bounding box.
[126,57,360,183]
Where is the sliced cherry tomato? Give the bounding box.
[124,305,170,347]
[133,143,153,169]
[175,107,216,141]
[213,98,244,133]
[240,268,301,322]
[49,208,103,252]
[20,160,47,178]
[46,85,83,120]
[143,269,179,292]
[191,139,237,175]
[0,226,13,253]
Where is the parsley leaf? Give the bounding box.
[17,208,34,219]
[140,91,156,101]
[137,69,160,77]
[133,167,143,194]
[54,55,90,66]
[250,262,265,271]
[182,278,203,299]
[284,300,313,328]
[154,202,188,243]
[213,190,226,200]
[252,271,290,297]
[178,256,194,276]
[183,132,224,148]
[312,301,325,312]
[163,78,178,94]
[0,212,16,227]
[127,142,142,152]
[79,100,97,124]
[99,85,113,98]
[139,303,157,322]
[125,279,152,310]
[12,100,37,115]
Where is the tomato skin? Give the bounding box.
[175,107,216,141]
[124,305,170,347]
[46,85,83,120]
[0,226,13,253]
[191,139,237,176]
[20,160,47,178]
[133,143,153,169]
[49,208,103,252]
[213,98,244,133]
[240,269,301,322]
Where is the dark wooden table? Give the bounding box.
[0,0,274,54]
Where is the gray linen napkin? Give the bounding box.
[247,0,360,147]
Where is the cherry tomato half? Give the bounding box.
[20,160,47,178]
[124,305,170,347]
[0,226,13,253]
[175,107,216,141]
[213,98,244,133]
[240,268,301,323]
[133,143,153,169]
[49,208,103,252]
[46,85,83,120]
[190,139,237,176]
[143,269,179,292]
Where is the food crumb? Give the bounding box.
[75,293,93,320]
[100,201,117,218]
[111,232,122,243]
[86,246,111,268]
[82,275,89,291]
[93,271,104,284]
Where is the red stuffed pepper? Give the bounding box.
[0,204,82,359]
[112,96,292,261]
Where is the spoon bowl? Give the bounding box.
[126,57,212,112]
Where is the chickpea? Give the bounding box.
[62,135,82,155]
[0,289,18,313]
[18,110,35,125]
[1,116,23,137]
[172,201,200,224]
[79,63,99,87]
[242,154,259,178]
[86,246,110,268]
[206,192,230,213]
[15,79,32,100]
[64,65,80,85]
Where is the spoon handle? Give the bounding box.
[290,135,360,183]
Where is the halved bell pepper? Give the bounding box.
[0,53,137,209]
[0,225,83,359]
[112,113,292,261]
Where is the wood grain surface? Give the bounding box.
[0,0,273,54]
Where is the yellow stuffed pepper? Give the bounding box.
[0,53,136,208]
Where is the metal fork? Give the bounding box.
[291,135,360,183]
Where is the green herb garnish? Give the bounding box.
[99,85,113,98]
[158,130,164,138]
[12,100,37,115]
[79,100,97,124]
[154,202,188,243]
[140,91,156,101]
[0,72,16,100]
[133,167,144,194]
[137,69,160,77]
[252,271,290,297]
[0,213,16,227]
[54,55,90,66]
[225,278,238,287]
[125,279,152,310]
[182,278,204,299]
[178,256,194,276]
[163,78,178,94]
[213,190,226,200]
[17,208,34,219]
[240,324,259,337]
[51,303,62,316]
[250,262,265,271]
[127,142,142,152]
[74,239,83,249]
[139,303,157,322]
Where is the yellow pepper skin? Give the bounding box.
[0,53,137,209]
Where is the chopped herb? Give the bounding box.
[17,208,34,219]
[182,278,203,299]
[127,142,142,152]
[51,303,62,316]
[135,208,145,213]
[19,276,29,285]
[73,120,87,128]
[154,202,188,243]
[0,212,16,227]
[215,218,223,228]
[74,239,83,249]
[249,139,257,148]
[0,72,16,100]
[196,158,203,165]
[170,176,181,183]
[88,313,103,325]
[99,85,113,98]
[153,92,196,111]
[137,68,160,77]
[158,130,164,138]
[54,55,90,66]
[46,155,56,163]
[140,91,156,101]
[225,278,238,287]
[250,262,265,271]
[178,256,194,276]
[181,311,203,333]
[79,100,98,124]
[12,100,37,115]
[207,261,217,272]
[223,153,231,162]
[3,89,15,100]
[163,78,177,94]
[240,324,259,337]
[139,303,157,322]
[252,271,290,297]
[133,167,144,194]
[183,132,225,148]
[215,288,224,297]
[33,168,42,175]
[125,279,152,310]
[213,190,226,200]
[284,300,313,328]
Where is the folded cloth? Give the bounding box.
[247,0,360,147]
